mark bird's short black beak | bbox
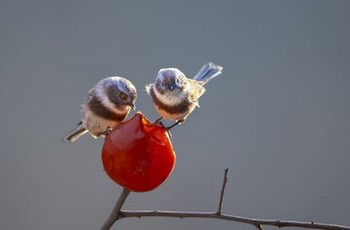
[169,84,178,91]
[129,101,136,110]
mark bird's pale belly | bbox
[155,104,194,121]
[82,109,121,138]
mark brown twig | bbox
[101,169,350,230]
[119,210,350,230]
[217,168,228,214]
[101,187,130,230]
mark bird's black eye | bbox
[175,78,180,85]
[161,81,165,87]
[119,92,127,100]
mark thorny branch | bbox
[101,168,350,230]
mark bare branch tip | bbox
[217,168,230,213]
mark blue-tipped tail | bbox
[192,62,223,84]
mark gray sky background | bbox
[1,0,350,229]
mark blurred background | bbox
[1,0,349,229]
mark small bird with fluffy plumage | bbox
[146,62,223,128]
[64,76,137,142]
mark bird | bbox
[145,62,223,128]
[64,76,137,142]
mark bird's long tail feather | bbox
[63,124,88,142]
[193,62,223,84]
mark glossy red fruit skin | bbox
[102,112,176,192]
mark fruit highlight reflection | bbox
[102,112,176,192]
